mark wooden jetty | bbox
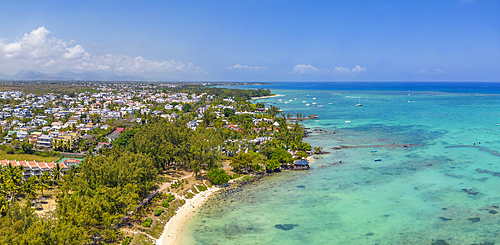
[333,143,420,150]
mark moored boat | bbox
[356,97,362,106]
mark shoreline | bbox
[249,94,283,100]
[157,186,220,245]
[306,155,314,165]
[160,156,314,244]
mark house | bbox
[174,104,183,111]
[95,142,110,151]
[4,131,17,141]
[52,132,80,150]
[106,127,125,141]
[250,136,273,145]
[16,131,28,141]
[186,120,199,130]
[82,123,96,131]
[68,116,79,124]
[37,135,53,148]
[49,131,61,138]
[0,159,69,180]
[62,158,81,168]
[165,104,173,110]
[28,133,41,144]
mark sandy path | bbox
[156,186,220,245]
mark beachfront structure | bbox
[0,159,79,179]
[293,160,310,170]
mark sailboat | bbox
[356,97,362,106]
[345,114,351,123]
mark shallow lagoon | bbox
[180,85,500,244]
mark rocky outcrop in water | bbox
[274,224,298,231]
[462,189,479,195]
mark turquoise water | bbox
[181,83,500,245]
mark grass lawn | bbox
[0,150,60,162]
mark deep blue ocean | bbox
[181,82,500,245]
[230,81,500,94]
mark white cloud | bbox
[294,64,366,75]
[435,69,444,74]
[228,64,267,70]
[333,67,350,74]
[0,26,202,74]
[417,69,427,75]
[352,65,367,73]
[293,64,321,74]
[63,45,88,60]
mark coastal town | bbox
[0,81,313,245]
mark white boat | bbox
[302,101,307,103]
[345,120,351,123]
[328,102,333,105]
[306,103,310,106]
[289,100,293,102]
[294,98,297,100]
[316,105,323,107]
[356,97,362,106]
[284,101,289,104]
[312,97,316,100]
[278,99,282,102]
[312,102,317,105]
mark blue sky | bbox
[0,0,498,81]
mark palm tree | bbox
[4,163,23,201]
[0,196,8,216]
[5,163,23,186]
[21,176,37,201]
[52,164,63,185]
[38,172,50,196]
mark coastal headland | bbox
[0,82,316,245]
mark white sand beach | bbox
[157,186,220,245]
[249,94,283,100]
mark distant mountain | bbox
[13,70,66,80]
[0,72,12,80]
[1,70,145,81]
